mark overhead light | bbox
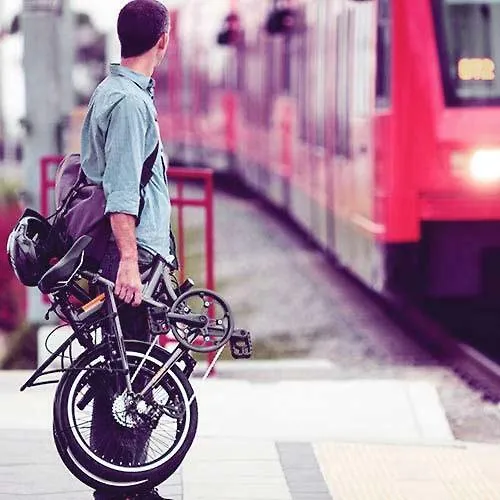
[216,12,243,46]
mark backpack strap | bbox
[136,142,178,269]
[140,142,160,188]
[137,141,160,221]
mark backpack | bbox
[52,143,178,270]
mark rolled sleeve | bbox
[103,95,147,216]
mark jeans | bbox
[100,242,155,341]
[90,242,155,498]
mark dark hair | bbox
[118,0,170,58]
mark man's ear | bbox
[158,32,169,50]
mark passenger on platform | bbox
[79,1,174,499]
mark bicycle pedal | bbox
[229,329,253,359]
[147,306,170,336]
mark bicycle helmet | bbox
[6,208,53,286]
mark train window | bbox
[434,0,500,105]
[283,36,292,92]
[289,7,309,143]
[236,44,246,92]
[264,38,278,125]
[305,4,318,145]
[376,0,391,107]
[247,36,266,127]
[334,10,353,157]
[314,0,327,147]
[353,3,376,117]
[324,0,338,153]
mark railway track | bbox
[386,294,500,403]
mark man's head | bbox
[118,0,170,65]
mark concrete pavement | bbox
[0,362,470,499]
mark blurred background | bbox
[6,4,500,492]
[3,0,500,379]
[0,0,195,362]
[0,0,253,366]
[0,0,189,171]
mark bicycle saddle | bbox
[38,235,92,294]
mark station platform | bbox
[1,364,499,499]
[2,183,499,498]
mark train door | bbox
[289,2,313,232]
[324,0,341,256]
[309,0,330,248]
[268,34,289,207]
[331,4,354,264]
[333,0,381,288]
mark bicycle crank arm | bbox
[167,313,209,328]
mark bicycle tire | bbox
[53,340,197,494]
[52,421,154,493]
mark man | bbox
[80,1,173,499]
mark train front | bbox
[383,0,500,305]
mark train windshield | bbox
[434,0,500,105]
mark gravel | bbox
[206,186,500,444]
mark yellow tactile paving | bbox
[314,442,500,500]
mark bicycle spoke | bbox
[130,339,157,384]
[147,435,174,457]
[146,438,165,458]
[154,425,178,441]
[57,345,195,474]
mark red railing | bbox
[40,156,217,368]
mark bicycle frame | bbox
[21,254,201,394]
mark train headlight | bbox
[470,150,500,182]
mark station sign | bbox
[24,0,61,13]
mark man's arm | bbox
[110,213,142,306]
[103,95,147,306]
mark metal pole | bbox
[0,3,5,160]
[57,0,74,153]
[22,0,73,322]
[23,0,59,210]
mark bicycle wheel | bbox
[53,340,197,494]
[53,421,154,493]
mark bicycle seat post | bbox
[106,284,133,393]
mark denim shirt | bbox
[80,64,172,262]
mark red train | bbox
[158,0,500,302]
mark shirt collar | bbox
[110,64,155,95]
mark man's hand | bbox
[115,258,143,307]
[109,213,142,306]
